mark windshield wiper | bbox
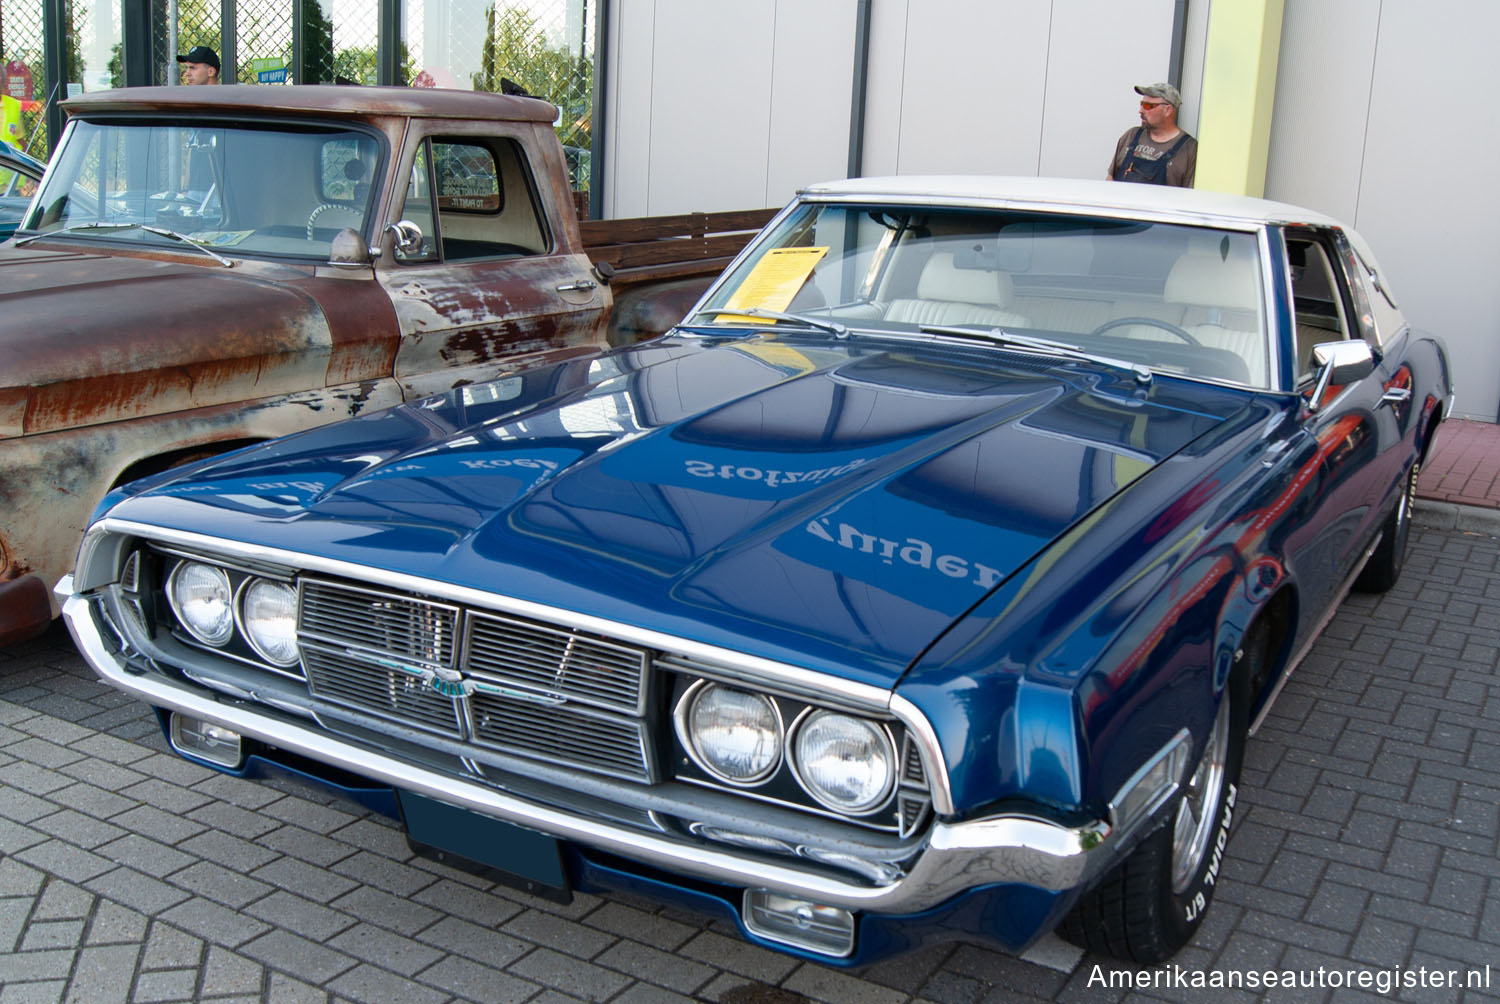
[920,324,1153,385]
[15,220,233,267]
[15,221,141,245]
[692,306,848,339]
[139,224,233,267]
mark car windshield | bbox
[697,203,1269,388]
[20,119,381,260]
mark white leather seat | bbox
[884,253,1029,329]
[1161,246,1267,384]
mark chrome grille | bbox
[300,580,458,667]
[902,734,927,787]
[469,688,651,781]
[296,578,654,782]
[467,612,647,715]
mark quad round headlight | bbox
[240,579,300,666]
[682,683,783,784]
[792,711,895,813]
[167,561,234,646]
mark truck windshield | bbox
[698,203,1270,388]
[21,119,381,260]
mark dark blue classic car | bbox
[0,140,43,240]
[60,177,1451,964]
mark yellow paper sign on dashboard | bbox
[716,246,829,324]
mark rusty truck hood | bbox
[0,243,392,437]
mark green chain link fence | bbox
[2,1,595,194]
[1,0,53,156]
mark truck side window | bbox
[395,142,438,263]
[426,137,548,261]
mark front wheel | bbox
[1060,655,1251,962]
[1354,459,1419,593]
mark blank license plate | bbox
[398,790,571,903]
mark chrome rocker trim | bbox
[60,573,1112,915]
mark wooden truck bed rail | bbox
[582,208,778,289]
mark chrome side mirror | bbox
[386,219,424,255]
[1307,340,1375,412]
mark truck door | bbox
[379,128,610,400]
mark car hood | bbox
[110,332,1254,690]
[0,244,333,434]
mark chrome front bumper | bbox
[60,575,1114,916]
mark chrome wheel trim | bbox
[1396,461,1419,543]
[1170,695,1231,894]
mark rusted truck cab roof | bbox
[62,83,560,124]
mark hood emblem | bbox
[363,652,475,699]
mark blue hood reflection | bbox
[120,333,1250,688]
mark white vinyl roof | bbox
[799,175,1345,230]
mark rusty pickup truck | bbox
[0,85,770,645]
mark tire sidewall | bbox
[1152,687,1247,951]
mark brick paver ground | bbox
[1419,419,1500,511]
[2,512,1498,1002]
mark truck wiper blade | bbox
[16,220,233,267]
[14,221,141,246]
[692,306,848,338]
[919,324,1153,385]
[139,224,234,267]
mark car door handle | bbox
[1380,387,1412,406]
[556,279,597,293]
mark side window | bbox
[395,142,438,263]
[428,136,548,262]
[1337,234,1406,346]
[1287,234,1353,383]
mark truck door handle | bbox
[556,279,597,293]
[1380,387,1411,406]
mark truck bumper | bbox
[0,574,54,647]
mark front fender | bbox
[896,394,1293,820]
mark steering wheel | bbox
[1091,316,1201,346]
[306,202,359,240]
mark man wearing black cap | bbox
[1108,83,1195,187]
[177,46,221,85]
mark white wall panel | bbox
[1265,0,1500,419]
[1263,0,1378,222]
[858,0,909,177]
[603,0,657,217]
[765,0,859,204]
[1356,0,1500,421]
[1038,0,1178,180]
[604,0,855,216]
[642,0,776,215]
[894,0,1052,175]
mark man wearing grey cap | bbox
[177,46,221,85]
[1108,83,1195,187]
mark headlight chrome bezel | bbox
[165,560,235,647]
[789,708,898,815]
[237,577,301,667]
[674,678,904,821]
[676,680,785,786]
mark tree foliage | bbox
[472,4,594,185]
